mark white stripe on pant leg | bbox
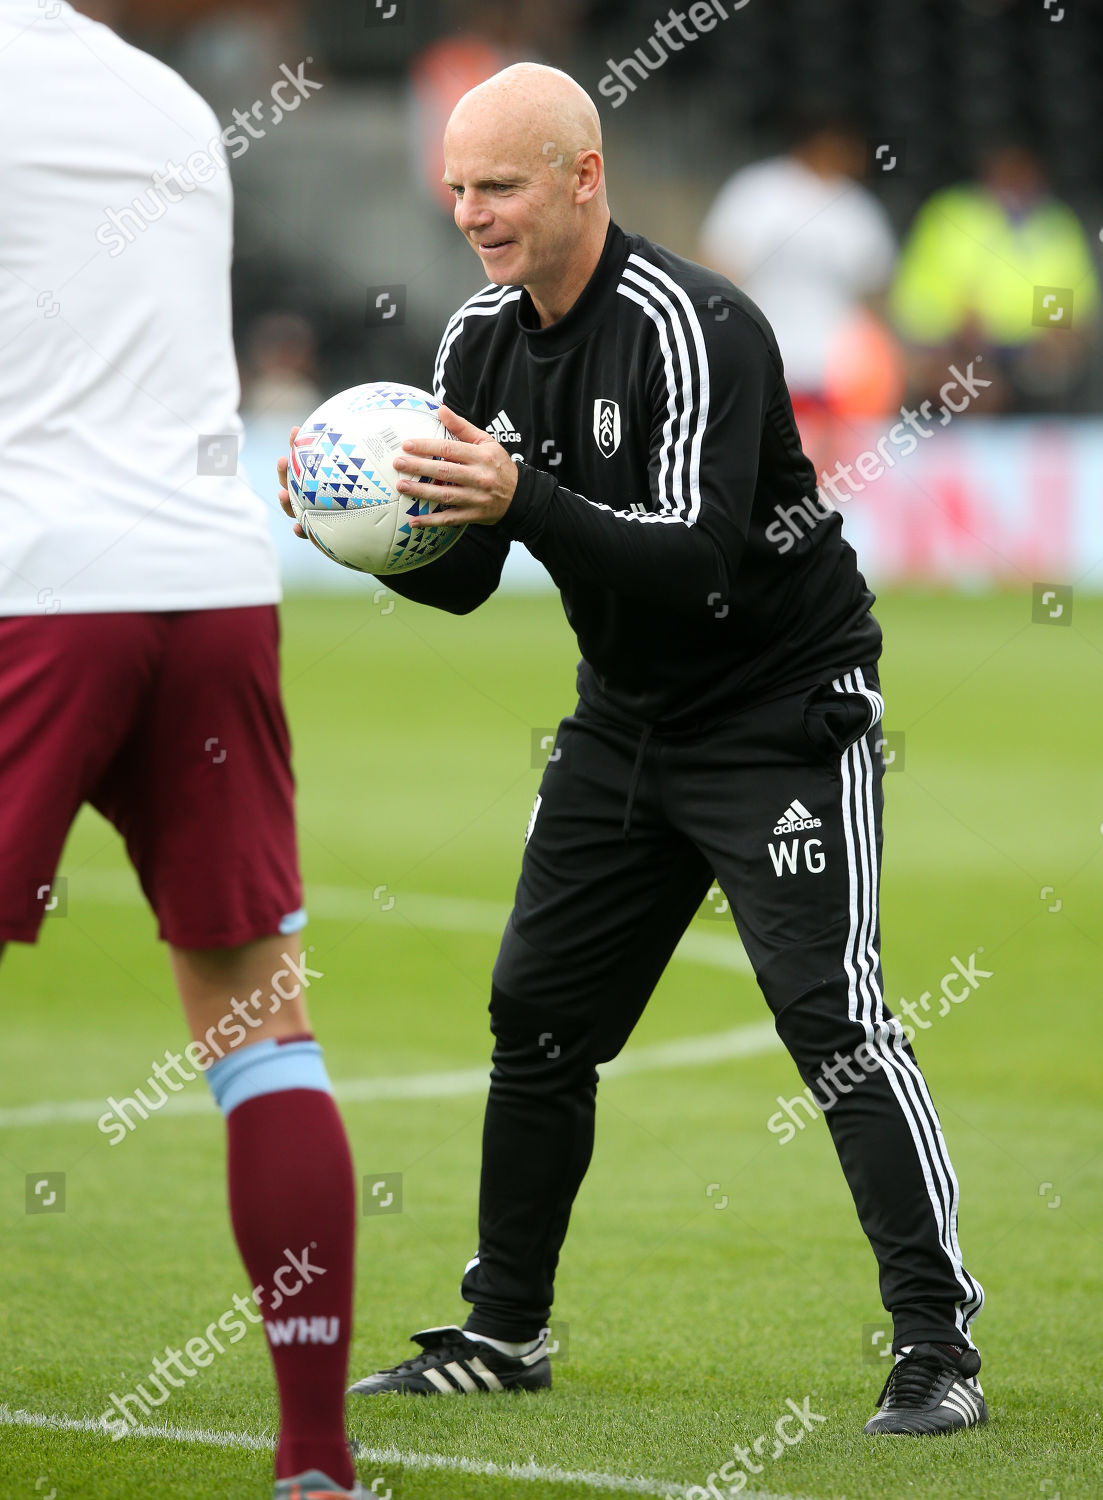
[840,673,886,1043]
[838,671,891,1049]
[844,672,882,1037]
[836,712,975,1337]
[844,722,978,1335]
[857,729,984,1334]
[883,1025,986,1331]
[881,1035,986,1334]
[852,665,885,735]
[835,698,957,1278]
[839,729,961,1320]
[835,683,865,1030]
[835,705,982,1338]
[848,711,985,1330]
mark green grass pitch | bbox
[2,588,1101,1499]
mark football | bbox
[286,382,466,575]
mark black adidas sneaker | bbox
[348,1325,552,1396]
[864,1342,988,1435]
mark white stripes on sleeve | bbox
[432,257,713,534]
[433,284,522,403]
[613,253,711,525]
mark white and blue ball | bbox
[286,382,465,575]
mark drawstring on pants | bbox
[622,723,653,838]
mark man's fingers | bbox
[277,441,307,538]
[399,436,473,463]
[437,405,484,444]
[409,507,469,529]
[277,426,299,491]
[276,484,309,539]
[394,476,464,504]
[394,458,470,488]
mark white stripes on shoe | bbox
[422,1357,504,1394]
[467,1357,505,1391]
[444,1362,479,1393]
[833,667,985,1341]
[940,1383,984,1425]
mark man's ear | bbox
[575,150,604,205]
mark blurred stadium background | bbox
[83,0,1103,593]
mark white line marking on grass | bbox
[0,1403,270,1452]
[68,868,752,973]
[0,872,773,1130]
[0,1023,781,1129]
[602,1020,779,1078]
[0,1405,811,1498]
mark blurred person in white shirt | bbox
[699,104,903,446]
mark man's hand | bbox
[275,406,518,534]
[394,406,519,527]
[275,426,306,539]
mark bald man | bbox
[280,64,986,1436]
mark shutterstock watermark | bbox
[768,951,993,1144]
[895,950,992,1043]
[766,360,993,555]
[97,951,322,1144]
[768,1041,886,1146]
[95,59,323,256]
[98,1245,330,1439]
[674,1395,826,1498]
[598,1,750,109]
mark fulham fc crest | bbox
[593,398,622,458]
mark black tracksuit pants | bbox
[460,665,984,1352]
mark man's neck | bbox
[527,216,611,329]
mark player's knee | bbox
[488,980,583,1047]
[754,929,856,1019]
[171,934,313,1048]
[772,977,880,1076]
[492,915,606,1011]
[488,983,597,1085]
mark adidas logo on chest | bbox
[488,409,523,445]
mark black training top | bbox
[385,219,881,728]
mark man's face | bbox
[444,125,574,288]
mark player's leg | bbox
[93,605,358,1491]
[0,612,158,948]
[171,934,357,1487]
[465,860,712,1344]
[350,706,713,1395]
[672,667,986,1434]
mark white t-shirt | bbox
[0,0,279,615]
[700,155,897,396]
